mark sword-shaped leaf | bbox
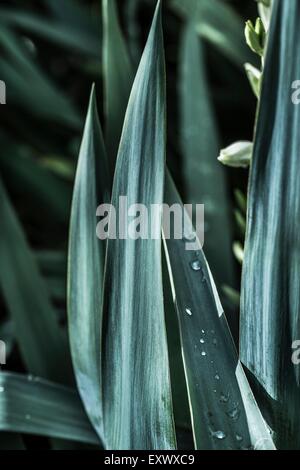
[163,173,275,450]
[102,2,176,450]
[179,22,235,305]
[68,87,109,444]
[102,0,134,169]
[0,372,99,445]
[240,0,300,449]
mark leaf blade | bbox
[240,0,300,448]
[68,86,109,443]
[102,2,176,450]
[163,173,275,450]
[0,372,99,445]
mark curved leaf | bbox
[163,173,275,450]
[68,87,109,444]
[171,0,252,67]
[0,372,99,445]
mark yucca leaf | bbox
[102,0,134,169]
[0,372,99,445]
[171,0,252,67]
[101,0,189,441]
[68,87,109,444]
[102,2,176,450]
[179,22,235,297]
[0,9,100,57]
[0,27,81,128]
[0,177,72,383]
[163,173,275,450]
[240,0,300,449]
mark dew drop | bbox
[200,338,205,344]
[27,375,34,382]
[201,329,205,334]
[220,393,230,403]
[0,386,4,393]
[236,434,243,442]
[201,351,207,357]
[215,374,220,380]
[227,405,240,421]
[190,260,201,271]
[212,430,226,440]
[185,308,193,316]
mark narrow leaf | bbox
[0,372,99,445]
[68,87,109,443]
[163,173,275,450]
[171,0,252,67]
[179,22,235,296]
[102,0,134,169]
[240,0,300,449]
[102,2,176,450]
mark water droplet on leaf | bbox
[220,393,230,403]
[212,430,226,440]
[190,260,201,271]
[227,405,240,421]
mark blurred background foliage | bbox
[0,0,258,447]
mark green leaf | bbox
[0,27,81,128]
[170,0,252,67]
[179,22,235,296]
[240,0,300,449]
[0,372,99,445]
[102,2,176,450]
[163,173,275,450]
[0,177,72,383]
[68,86,109,444]
[102,0,134,169]
[0,8,100,57]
